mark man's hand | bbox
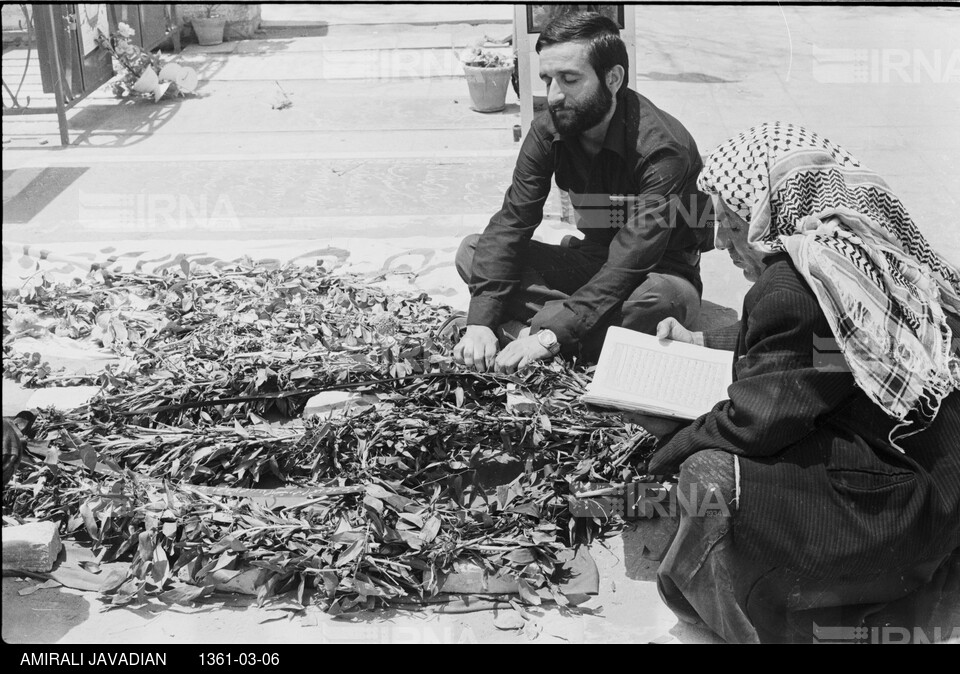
[494,328,551,374]
[453,325,500,372]
[656,318,704,346]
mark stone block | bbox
[3,521,63,573]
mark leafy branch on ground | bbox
[3,258,655,613]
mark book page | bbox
[582,327,733,420]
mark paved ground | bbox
[2,3,959,645]
[4,4,958,315]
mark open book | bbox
[581,327,734,420]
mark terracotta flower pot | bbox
[463,64,514,113]
[192,16,226,46]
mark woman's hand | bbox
[656,318,704,346]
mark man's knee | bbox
[455,233,481,283]
[621,274,701,335]
[678,450,736,517]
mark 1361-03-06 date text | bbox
[199,653,280,666]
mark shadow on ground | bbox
[2,166,89,223]
[2,580,91,644]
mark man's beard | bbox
[549,81,613,139]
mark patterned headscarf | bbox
[698,122,960,442]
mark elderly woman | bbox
[650,123,960,643]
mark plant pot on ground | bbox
[459,47,515,113]
[192,4,226,46]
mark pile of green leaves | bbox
[2,258,655,613]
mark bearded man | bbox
[453,11,713,373]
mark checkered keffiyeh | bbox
[698,122,960,441]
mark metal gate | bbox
[3,3,180,146]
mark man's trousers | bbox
[456,233,701,359]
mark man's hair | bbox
[535,11,629,96]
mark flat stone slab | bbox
[3,521,63,573]
[303,391,381,419]
[439,561,520,595]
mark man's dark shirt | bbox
[467,88,714,345]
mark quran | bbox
[581,327,734,420]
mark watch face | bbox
[538,330,557,348]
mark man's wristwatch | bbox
[536,329,561,355]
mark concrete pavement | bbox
[4,4,958,316]
[3,3,959,645]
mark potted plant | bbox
[192,4,226,46]
[96,23,198,101]
[459,46,515,113]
